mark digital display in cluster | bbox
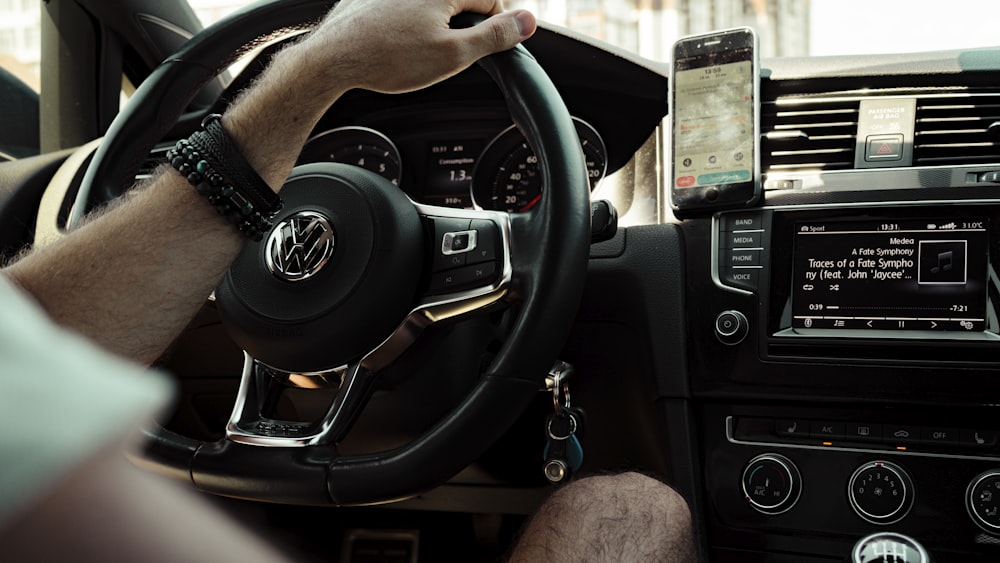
[791,218,989,332]
[424,140,483,208]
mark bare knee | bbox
[510,472,695,562]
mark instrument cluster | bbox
[297,118,607,212]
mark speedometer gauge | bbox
[298,126,402,186]
[471,118,606,213]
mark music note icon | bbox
[931,250,953,274]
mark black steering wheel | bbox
[80,0,590,505]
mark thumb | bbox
[461,9,536,57]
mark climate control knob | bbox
[741,453,801,515]
[848,460,914,525]
[966,470,1000,535]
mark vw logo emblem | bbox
[265,211,336,281]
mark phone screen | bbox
[670,28,759,216]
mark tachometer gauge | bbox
[298,126,402,186]
[471,118,606,213]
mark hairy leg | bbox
[509,472,696,562]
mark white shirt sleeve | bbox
[0,274,174,529]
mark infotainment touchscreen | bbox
[791,218,989,332]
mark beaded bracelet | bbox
[166,114,283,241]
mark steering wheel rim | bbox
[86,0,590,505]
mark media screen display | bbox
[791,218,989,332]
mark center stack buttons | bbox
[718,212,768,292]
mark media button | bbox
[722,231,763,249]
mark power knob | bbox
[715,310,748,345]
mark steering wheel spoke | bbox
[226,354,374,447]
[413,203,512,317]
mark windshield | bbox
[191,0,1000,59]
[2,0,998,92]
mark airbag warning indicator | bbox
[791,218,988,331]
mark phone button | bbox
[726,249,761,267]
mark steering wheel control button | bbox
[715,310,748,345]
[468,219,499,264]
[851,532,930,563]
[442,230,477,255]
[429,262,498,294]
[431,217,471,272]
[967,471,1000,534]
[741,453,802,515]
[848,460,914,525]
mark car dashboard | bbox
[684,49,1000,561]
[150,29,1000,562]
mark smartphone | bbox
[669,28,760,217]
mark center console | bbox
[685,197,1000,561]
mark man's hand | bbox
[225,0,536,190]
[307,0,536,95]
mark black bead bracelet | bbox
[166,114,283,241]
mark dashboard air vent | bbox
[761,98,859,173]
[913,93,1000,166]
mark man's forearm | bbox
[3,39,344,365]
